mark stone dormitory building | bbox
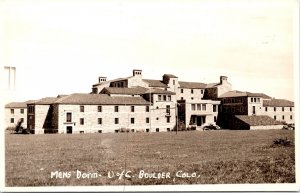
[5,69,295,134]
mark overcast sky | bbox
[0,0,298,101]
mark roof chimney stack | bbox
[133,69,142,77]
[98,77,107,83]
[220,76,228,84]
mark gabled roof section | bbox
[145,88,176,95]
[235,115,283,126]
[263,99,294,107]
[29,97,61,105]
[55,93,150,105]
[178,81,207,89]
[101,86,148,95]
[163,74,178,78]
[143,79,168,88]
[219,90,271,99]
[5,102,27,108]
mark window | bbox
[146,106,149,112]
[131,118,135,124]
[197,104,201,111]
[20,109,24,114]
[202,104,206,111]
[282,107,284,111]
[168,95,171,101]
[191,104,196,111]
[290,107,293,111]
[265,107,268,112]
[80,106,84,112]
[114,106,119,112]
[231,98,235,103]
[115,118,119,124]
[66,113,72,122]
[10,109,14,114]
[181,97,184,100]
[173,80,175,85]
[257,98,260,102]
[251,98,253,102]
[166,117,170,123]
[214,116,217,122]
[146,117,150,123]
[163,95,167,101]
[191,89,194,94]
[166,105,170,114]
[157,95,161,101]
[156,128,159,132]
[98,106,102,112]
[290,115,293,120]
[28,105,35,113]
[181,89,183,93]
[131,106,135,112]
[10,118,14,123]
[201,89,204,94]
[254,98,257,103]
[274,107,276,112]
[167,128,170,132]
[98,130,102,133]
[146,129,150,132]
[80,118,84,125]
[98,118,102,125]
[213,105,217,112]
[274,115,276,120]
[80,131,84,134]
[282,115,285,120]
[191,97,194,100]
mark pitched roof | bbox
[101,87,148,95]
[178,81,207,89]
[143,79,168,88]
[163,74,178,78]
[206,83,219,88]
[5,102,27,108]
[29,97,60,105]
[219,90,271,99]
[55,93,150,105]
[263,99,294,107]
[235,115,283,126]
[145,88,176,95]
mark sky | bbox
[0,0,298,102]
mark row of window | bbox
[180,89,204,94]
[191,104,207,111]
[10,109,24,114]
[80,105,150,113]
[274,115,293,120]
[157,95,172,101]
[250,97,261,103]
[77,117,171,125]
[266,107,293,112]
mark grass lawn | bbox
[5,130,295,186]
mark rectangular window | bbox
[274,115,276,120]
[115,118,119,124]
[282,115,285,120]
[274,107,276,112]
[282,107,284,111]
[98,118,102,125]
[114,106,119,112]
[80,118,84,125]
[20,109,24,114]
[214,116,217,122]
[290,107,292,111]
[28,105,35,113]
[191,89,194,94]
[146,106,149,112]
[167,95,171,101]
[257,98,260,102]
[290,115,293,120]
[197,104,201,111]
[213,105,217,112]
[173,80,175,85]
[265,107,268,112]
[98,106,102,112]
[80,106,84,112]
[10,109,14,114]
[231,98,235,103]
[66,113,72,122]
[166,117,170,123]
[202,104,206,111]
[191,97,194,100]
[251,98,253,102]
[156,128,159,132]
[201,89,204,94]
[181,89,183,93]
[191,104,196,111]
[158,95,162,101]
[254,98,257,102]
[131,118,135,124]
[131,106,135,112]
[146,117,150,123]
[166,105,170,114]
[163,95,166,101]
[10,118,14,123]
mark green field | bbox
[5,130,295,186]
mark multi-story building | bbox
[5,69,295,134]
[5,102,28,129]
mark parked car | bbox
[203,124,221,131]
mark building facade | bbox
[5,102,28,129]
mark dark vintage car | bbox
[203,124,221,131]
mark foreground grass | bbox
[5,130,295,186]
